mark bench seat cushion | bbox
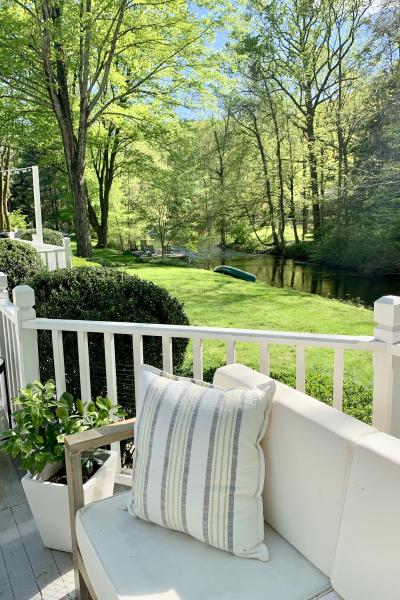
[76,492,331,600]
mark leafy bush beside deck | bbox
[29,267,189,414]
[0,239,46,289]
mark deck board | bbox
[0,546,14,600]
[0,453,26,508]
[0,454,77,600]
[0,453,128,600]
[0,507,41,600]
[13,503,72,600]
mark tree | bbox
[242,0,370,233]
[0,0,218,255]
[133,129,202,254]
[0,144,11,231]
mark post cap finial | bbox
[12,285,35,309]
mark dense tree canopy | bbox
[0,0,398,273]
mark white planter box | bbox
[22,450,118,552]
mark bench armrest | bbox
[64,418,135,600]
[65,418,136,454]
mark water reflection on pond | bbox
[195,253,400,308]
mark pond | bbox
[194,252,400,307]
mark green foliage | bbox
[19,228,64,247]
[273,241,314,260]
[311,227,400,274]
[184,365,371,424]
[9,209,28,231]
[29,267,189,413]
[0,380,125,476]
[85,248,374,423]
[0,239,46,290]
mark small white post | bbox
[13,285,40,386]
[32,165,44,244]
[0,273,9,362]
[373,295,400,436]
[63,237,72,268]
[0,272,8,301]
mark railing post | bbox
[64,237,72,268]
[13,285,40,386]
[373,296,400,436]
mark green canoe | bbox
[213,265,257,282]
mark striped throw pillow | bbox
[129,365,275,561]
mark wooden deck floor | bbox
[0,452,129,600]
[0,452,76,600]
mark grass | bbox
[250,224,313,248]
[73,246,374,421]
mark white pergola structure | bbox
[2,164,43,243]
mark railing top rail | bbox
[18,240,65,252]
[21,317,384,352]
[35,245,65,253]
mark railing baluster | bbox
[77,331,91,404]
[52,329,66,398]
[193,338,203,380]
[226,339,236,364]
[104,332,121,470]
[132,333,144,413]
[333,348,344,411]
[4,319,15,397]
[296,345,306,393]
[104,332,118,403]
[162,336,173,373]
[7,320,19,398]
[259,341,270,376]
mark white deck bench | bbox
[65,363,400,600]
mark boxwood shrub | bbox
[0,239,46,290]
[29,267,189,415]
[182,365,372,424]
[19,228,64,247]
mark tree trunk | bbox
[266,87,285,248]
[305,98,321,233]
[91,125,120,249]
[69,161,92,256]
[251,115,280,248]
[41,0,92,257]
[289,175,300,243]
[0,146,11,232]
[63,138,91,256]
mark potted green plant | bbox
[1,380,125,552]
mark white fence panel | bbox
[19,237,72,272]
[3,276,400,442]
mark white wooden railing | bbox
[1,273,400,469]
[19,237,72,271]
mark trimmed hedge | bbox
[182,365,372,425]
[29,267,190,415]
[19,228,64,247]
[0,239,46,290]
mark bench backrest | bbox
[331,431,400,599]
[214,364,376,578]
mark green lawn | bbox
[73,247,374,421]
[250,224,313,247]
